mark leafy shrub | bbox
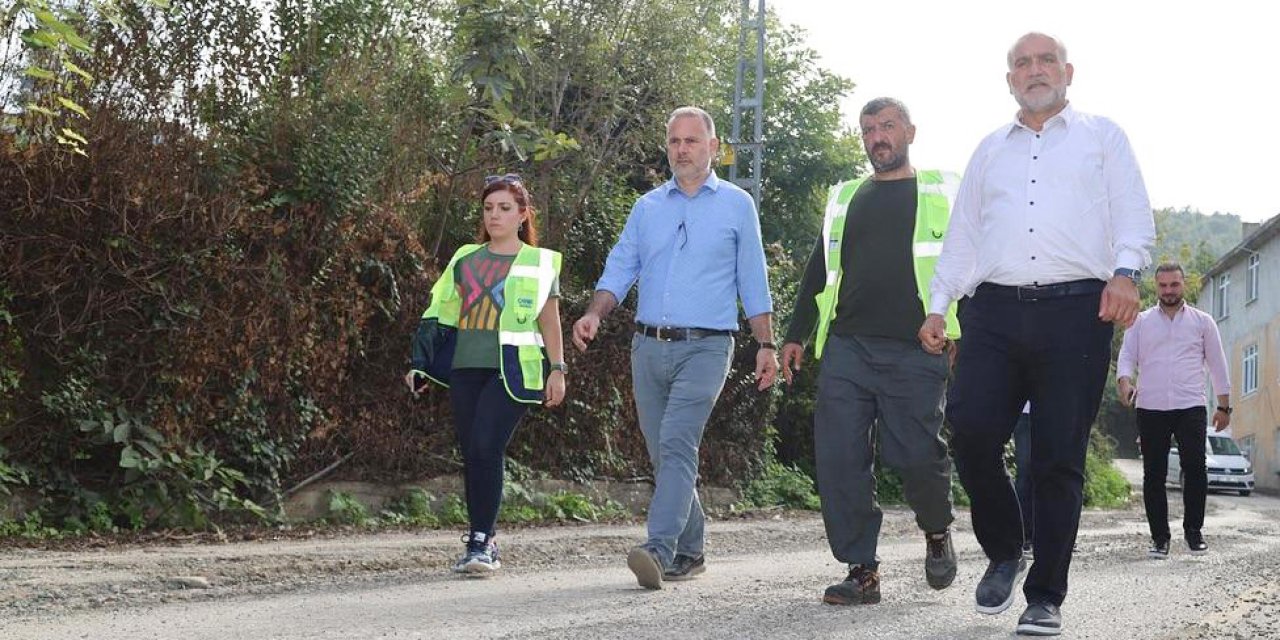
[1083,450,1131,508]
[326,490,374,526]
[738,461,821,511]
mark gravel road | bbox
[3,459,1278,639]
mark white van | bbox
[1167,432,1255,496]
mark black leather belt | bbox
[636,322,734,341]
[976,279,1106,302]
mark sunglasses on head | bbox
[484,173,523,186]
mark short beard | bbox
[1015,85,1066,113]
[1159,295,1184,308]
[869,148,908,174]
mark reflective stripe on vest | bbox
[812,170,963,359]
[497,245,562,402]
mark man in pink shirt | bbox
[1117,263,1231,559]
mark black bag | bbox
[410,317,458,385]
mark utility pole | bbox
[727,0,765,211]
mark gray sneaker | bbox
[452,533,500,576]
[1016,601,1062,636]
[975,556,1028,614]
[626,545,664,590]
[663,553,705,581]
[925,529,957,589]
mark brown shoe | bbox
[822,564,881,605]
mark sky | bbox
[775,0,1279,223]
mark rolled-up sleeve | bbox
[735,198,773,317]
[1104,124,1155,271]
[595,200,643,303]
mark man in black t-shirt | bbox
[781,98,959,606]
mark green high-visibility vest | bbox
[812,170,962,359]
[421,243,562,403]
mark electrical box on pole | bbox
[727,0,765,212]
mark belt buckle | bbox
[654,326,668,341]
[1016,284,1039,302]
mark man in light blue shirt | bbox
[573,106,777,589]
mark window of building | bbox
[1215,273,1230,319]
[1240,435,1255,460]
[1243,344,1259,395]
[1246,253,1260,303]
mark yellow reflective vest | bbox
[812,170,962,358]
[413,243,562,403]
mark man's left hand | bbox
[754,346,778,390]
[1099,275,1140,327]
[1212,408,1231,432]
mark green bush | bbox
[326,490,374,526]
[380,488,439,526]
[539,491,627,522]
[738,461,821,511]
[1083,449,1131,508]
[434,494,469,526]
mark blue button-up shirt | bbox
[595,172,772,330]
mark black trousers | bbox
[1137,407,1207,542]
[450,368,530,538]
[948,284,1113,607]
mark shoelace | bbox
[846,565,878,588]
[927,533,949,557]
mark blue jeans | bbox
[631,333,734,567]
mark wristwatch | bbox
[758,341,777,351]
[1113,267,1142,284]
[1216,405,1232,415]
[550,362,568,374]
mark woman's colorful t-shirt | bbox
[451,245,559,369]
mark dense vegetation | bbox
[1,0,861,529]
[3,1,1234,531]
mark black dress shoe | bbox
[975,556,1028,614]
[1186,532,1208,555]
[1016,601,1062,636]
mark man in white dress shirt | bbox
[918,32,1155,636]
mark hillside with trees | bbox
[1,0,862,529]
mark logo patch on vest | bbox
[515,296,535,323]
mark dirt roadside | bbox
[2,462,1279,639]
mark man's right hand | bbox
[1117,377,1136,407]
[571,313,600,352]
[918,314,948,355]
[780,342,805,385]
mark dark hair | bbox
[1155,262,1185,277]
[860,97,912,125]
[479,178,539,246]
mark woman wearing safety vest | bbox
[405,174,566,575]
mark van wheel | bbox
[1239,490,1251,497]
